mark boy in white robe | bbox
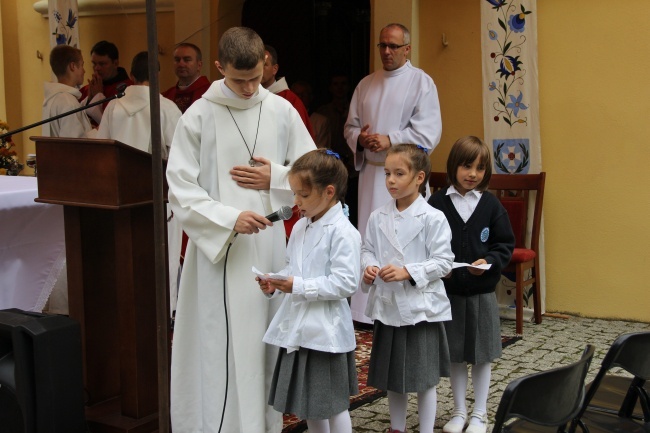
[42,44,97,138]
[166,27,316,433]
[97,51,181,159]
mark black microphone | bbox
[265,206,294,222]
[0,87,127,140]
[115,82,128,97]
[85,82,127,106]
[230,205,294,244]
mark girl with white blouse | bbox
[257,149,361,433]
[362,144,454,433]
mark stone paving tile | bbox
[327,315,649,432]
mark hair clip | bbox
[416,144,428,154]
[325,149,340,159]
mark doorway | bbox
[241,0,370,109]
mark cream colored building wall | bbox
[1,0,48,156]
[418,1,483,172]
[536,1,650,322]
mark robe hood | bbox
[43,82,81,106]
[201,79,270,109]
[115,85,151,116]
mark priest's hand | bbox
[234,211,272,234]
[371,134,391,152]
[231,156,271,190]
[357,124,374,151]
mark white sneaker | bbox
[442,410,467,433]
[465,412,488,433]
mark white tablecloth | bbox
[0,176,65,311]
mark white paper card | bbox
[452,262,492,270]
[252,266,288,280]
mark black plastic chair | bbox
[570,332,650,433]
[492,345,595,433]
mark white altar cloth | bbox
[0,176,65,311]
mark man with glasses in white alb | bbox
[344,23,443,325]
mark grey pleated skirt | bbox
[445,292,502,364]
[367,320,450,393]
[268,347,359,420]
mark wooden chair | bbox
[569,332,650,433]
[492,345,595,432]
[429,172,546,335]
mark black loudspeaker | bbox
[0,309,86,433]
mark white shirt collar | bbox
[446,184,482,199]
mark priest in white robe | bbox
[166,27,316,433]
[345,23,442,324]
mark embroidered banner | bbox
[49,0,80,48]
[481,0,545,320]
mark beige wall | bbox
[2,1,649,322]
[536,1,650,321]
[418,1,483,172]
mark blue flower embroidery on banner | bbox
[497,55,522,78]
[508,13,526,33]
[486,0,508,10]
[66,9,78,29]
[52,8,78,46]
[480,227,490,243]
[493,139,530,174]
[506,91,528,117]
[486,2,533,128]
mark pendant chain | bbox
[226,101,263,166]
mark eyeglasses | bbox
[377,43,409,51]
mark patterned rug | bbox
[281,328,522,432]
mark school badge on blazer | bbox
[480,227,490,242]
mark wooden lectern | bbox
[33,137,166,433]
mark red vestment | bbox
[162,76,211,113]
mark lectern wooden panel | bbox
[33,137,165,433]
